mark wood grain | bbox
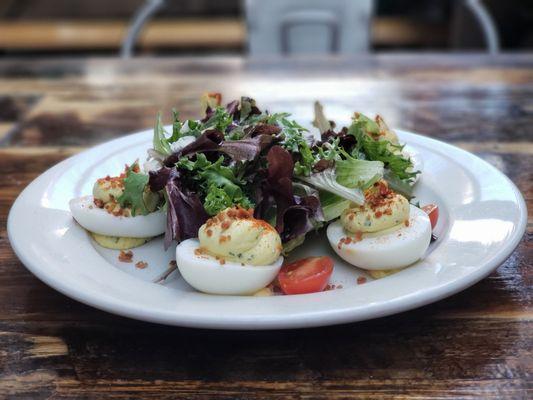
[0,56,531,399]
[0,17,446,51]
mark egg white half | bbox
[176,238,283,295]
[327,205,431,270]
[69,195,166,238]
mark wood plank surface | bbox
[0,18,446,51]
[0,55,531,399]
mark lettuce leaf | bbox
[349,114,418,181]
[298,168,365,205]
[177,154,254,215]
[117,163,150,216]
[164,169,208,248]
[203,185,233,215]
[153,112,172,156]
[254,146,324,247]
[383,169,414,199]
[335,156,384,190]
[319,191,350,221]
[169,108,182,143]
[312,101,332,133]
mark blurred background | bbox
[0,0,532,58]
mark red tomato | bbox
[422,204,439,230]
[278,256,334,295]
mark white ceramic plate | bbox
[8,129,527,329]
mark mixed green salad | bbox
[142,94,419,252]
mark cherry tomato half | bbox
[278,256,334,295]
[422,204,439,230]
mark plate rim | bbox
[7,129,528,330]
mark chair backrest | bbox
[245,0,374,56]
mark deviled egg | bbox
[176,207,283,295]
[327,180,431,271]
[69,163,165,249]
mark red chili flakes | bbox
[374,211,383,218]
[93,198,104,208]
[135,261,148,269]
[357,276,367,285]
[348,213,354,221]
[404,219,410,227]
[354,231,363,242]
[206,229,213,237]
[118,250,133,263]
[215,255,226,265]
[384,208,393,216]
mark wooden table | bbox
[0,55,531,399]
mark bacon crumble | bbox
[337,232,362,249]
[118,250,133,263]
[93,198,104,208]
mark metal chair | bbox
[463,0,500,54]
[120,0,500,58]
[245,0,373,55]
[121,0,165,58]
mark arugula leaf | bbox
[183,119,203,137]
[176,153,212,171]
[117,163,150,216]
[204,106,233,132]
[270,114,317,176]
[168,108,182,143]
[317,137,342,161]
[153,112,172,156]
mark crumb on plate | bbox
[118,250,133,263]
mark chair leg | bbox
[121,0,166,58]
[464,0,500,54]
